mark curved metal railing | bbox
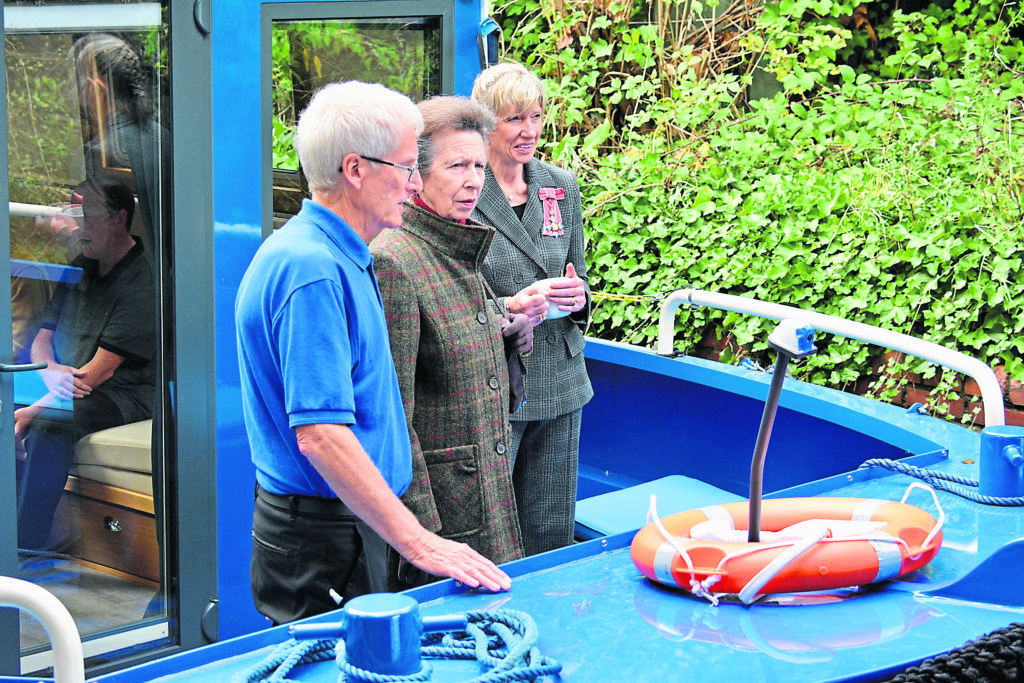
[0,576,84,682]
[657,288,1006,427]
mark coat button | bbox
[496,442,506,455]
[513,274,524,284]
[546,334,556,344]
[477,311,488,324]
[489,376,499,389]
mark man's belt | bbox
[255,484,353,516]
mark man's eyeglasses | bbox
[345,155,418,183]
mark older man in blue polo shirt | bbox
[235,82,511,624]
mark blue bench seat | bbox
[574,474,745,539]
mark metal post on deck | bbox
[748,320,817,543]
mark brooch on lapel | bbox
[539,187,565,237]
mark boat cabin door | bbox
[0,1,215,676]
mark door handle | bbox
[193,0,211,36]
[0,362,47,372]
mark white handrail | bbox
[0,577,85,683]
[8,201,61,218]
[657,289,1006,427]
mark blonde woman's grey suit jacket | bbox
[471,158,594,421]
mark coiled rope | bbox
[233,637,337,683]
[858,459,1024,506]
[232,609,561,683]
[885,622,1024,682]
[859,459,980,491]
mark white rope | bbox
[647,495,721,605]
[736,526,829,604]
[899,482,945,558]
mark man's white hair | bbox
[295,81,424,193]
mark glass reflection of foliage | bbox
[271,19,440,172]
[5,26,168,263]
[6,33,82,263]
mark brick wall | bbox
[691,334,1024,428]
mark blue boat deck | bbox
[87,338,1024,682]
[102,480,1024,682]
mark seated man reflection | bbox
[15,174,156,550]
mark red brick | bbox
[965,401,987,426]
[921,371,963,392]
[995,365,1009,391]
[871,350,904,375]
[699,330,734,352]
[966,365,1010,398]
[931,395,964,420]
[905,386,931,408]
[1005,407,1024,427]
[1009,379,1024,407]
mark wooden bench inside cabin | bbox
[55,419,158,586]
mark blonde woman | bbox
[471,63,593,555]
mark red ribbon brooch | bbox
[539,187,565,237]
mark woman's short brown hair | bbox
[416,96,495,177]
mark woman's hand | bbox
[500,313,534,355]
[546,263,586,313]
[507,285,549,326]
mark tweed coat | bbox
[371,203,525,573]
[471,158,594,421]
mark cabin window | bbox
[3,1,178,674]
[269,16,442,227]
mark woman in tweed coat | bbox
[470,63,594,556]
[372,96,532,590]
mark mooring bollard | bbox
[289,593,467,675]
[979,425,1024,499]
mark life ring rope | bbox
[737,525,829,604]
[643,483,944,606]
[646,496,722,604]
[900,482,945,554]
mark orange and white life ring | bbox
[630,483,943,605]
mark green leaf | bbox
[580,119,613,156]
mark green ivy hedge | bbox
[495,0,1024,411]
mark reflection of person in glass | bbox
[74,33,167,249]
[15,175,156,549]
[372,96,531,590]
[71,33,167,590]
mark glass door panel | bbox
[4,1,173,673]
[271,17,441,226]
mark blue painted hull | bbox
[87,339,1024,682]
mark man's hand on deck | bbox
[402,531,512,592]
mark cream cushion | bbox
[72,419,153,495]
